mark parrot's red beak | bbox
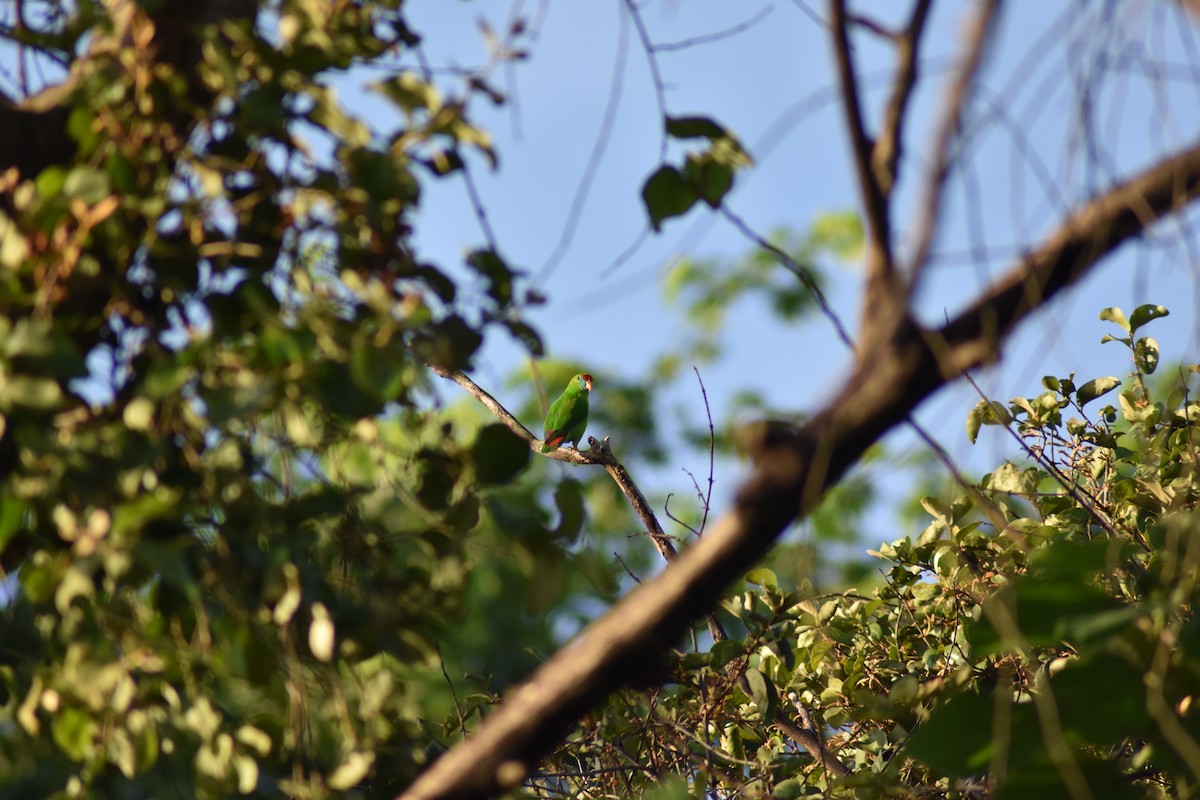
[582,373,593,391]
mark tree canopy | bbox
[2,2,1200,800]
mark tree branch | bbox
[829,0,896,332]
[429,365,848,774]
[905,0,1002,298]
[871,0,934,197]
[400,136,1200,800]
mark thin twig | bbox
[613,551,643,584]
[652,5,775,53]
[906,0,1002,298]
[621,0,669,160]
[847,13,897,42]
[664,493,700,537]
[693,366,715,536]
[459,153,500,253]
[437,644,469,737]
[533,6,630,287]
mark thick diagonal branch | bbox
[400,138,1200,800]
[429,365,847,774]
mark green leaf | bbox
[52,707,95,762]
[35,165,69,198]
[970,577,1125,655]
[745,568,778,591]
[773,778,804,800]
[416,314,483,370]
[744,668,776,719]
[1128,303,1168,333]
[308,85,370,147]
[466,248,517,309]
[504,320,544,357]
[371,72,442,114]
[966,399,1012,443]
[710,639,742,669]
[641,166,698,231]
[641,775,689,800]
[1098,306,1130,333]
[906,691,995,774]
[2,375,64,409]
[471,424,531,486]
[1052,653,1150,744]
[0,495,23,556]
[1134,336,1159,374]
[551,479,585,541]
[350,332,411,402]
[665,115,728,140]
[1075,376,1121,406]
[810,211,864,262]
[1026,539,1127,580]
[63,166,111,204]
[683,152,734,208]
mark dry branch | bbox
[872,0,934,196]
[400,136,1200,800]
[829,0,895,319]
[905,0,1003,298]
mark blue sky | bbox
[1,0,1196,584]
[337,1,1200,544]
[7,0,1185,557]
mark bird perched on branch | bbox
[541,373,592,453]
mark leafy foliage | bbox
[2,2,1198,799]
[526,306,1200,799]
[0,3,625,797]
[642,116,752,231]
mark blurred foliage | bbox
[0,1,622,796]
[2,2,1197,800]
[642,116,753,232]
[657,216,860,380]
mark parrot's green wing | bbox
[541,374,592,453]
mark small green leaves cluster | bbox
[898,304,1200,797]
[642,116,753,231]
[530,307,1200,799]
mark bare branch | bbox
[906,0,1003,297]
[872,0,934,196]
[622,0,669,160]
[651,5,775,53]
[828,0,897,339]
[692,366,715,537]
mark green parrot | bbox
[540,373,593,453]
